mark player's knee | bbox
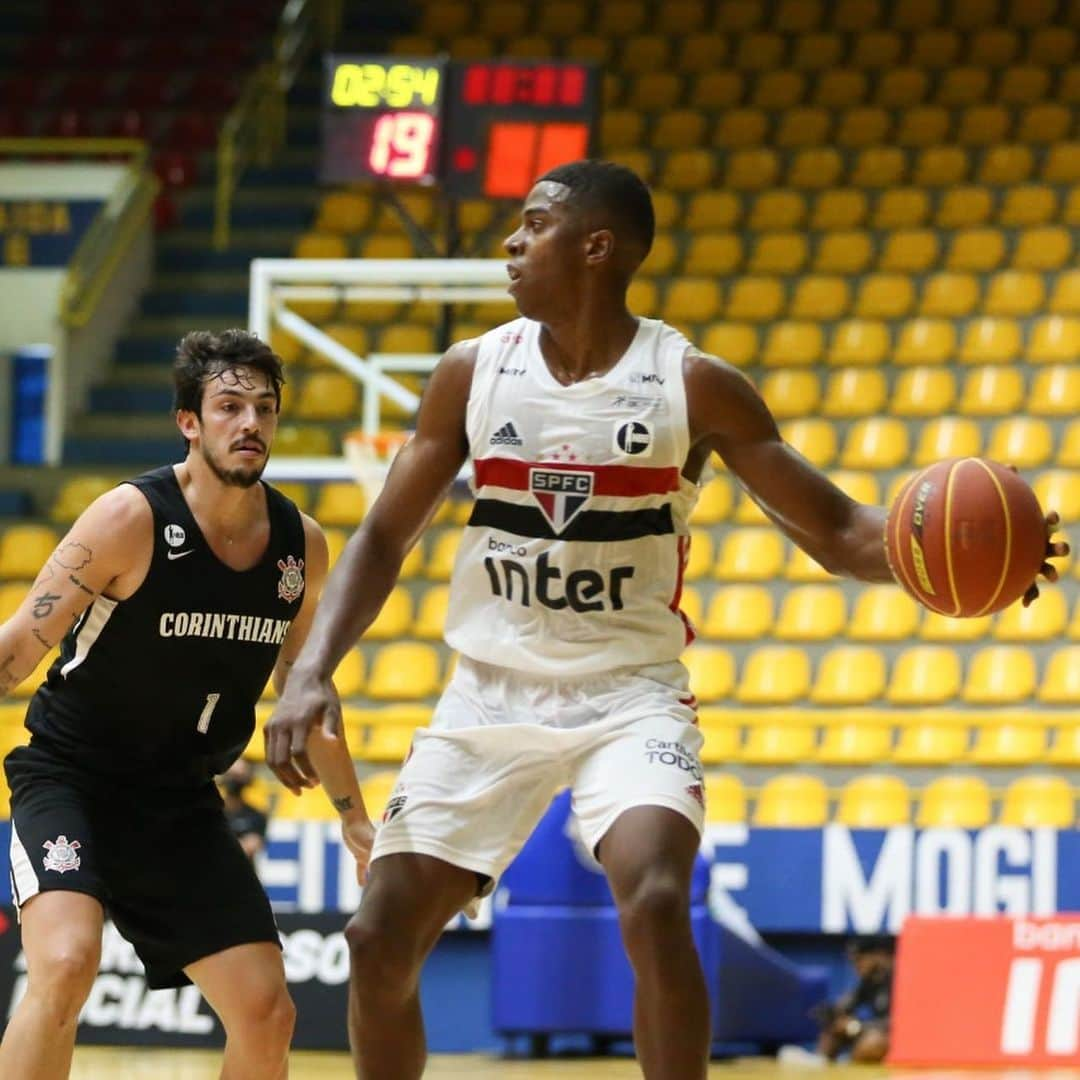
[618,874,691,947]
[230,980,295,1049]
[345,913,416,996]
[30,939,100,1020]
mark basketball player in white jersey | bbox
[266,161,1065,1079]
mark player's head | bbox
[173,329,284,488]
[503,159,654,319]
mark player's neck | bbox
[173,459,266,543]
[538,304,638,385]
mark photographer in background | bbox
[816,935,894,1064]
[220,757,269,861]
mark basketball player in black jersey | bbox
[267,162,1067,1080]
[0,330,372,1079]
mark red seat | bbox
[0,75,49,109]
[0,110,29,138]
[54,72,111,110]
[185,73,242,111]
[154,191,179,230]
[41,109,89,138]
[154,150,198,190]
[15,35,65,69]
[167,111,217,151]
[106,108,153,140]
[124,72,175,108]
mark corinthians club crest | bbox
[277,555,305,602]
[43,835,81,874]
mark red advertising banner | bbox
[891,915,1080,1066]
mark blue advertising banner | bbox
[0,199,102,266]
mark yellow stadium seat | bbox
[367,643,440,700]
[969,27,1020,66]
[752,70,807,110]
[935,185,992,228]
[332,649,365,698]
[887,646,962,705]
[913,416,981,465]
[640,233,679,276]
[822,368,887,418]
[689,477,733,524]
[725,148,781,191]
[360,724,418,765]
[1047,722,1080,766]
[1049,271,1080,316]
[810,189,868,230]
[998,66,1051,106]
[814,231,873,274]
[702,585,774,640]
[680,586,703,630]
[791,32,844,70]
[815,69,870,107]
[269,482,311,515]
[835,774,911,825]
[364,586,413,640]
[414,585,449,640]
[958,365,1024,416]
[977,145,1034,186]
[816,719,893,766]
[293,232,348,259]
[1059,420,1080,467]
[425,530,461,582]
[760,369,820,419]
[379,325,436,354]
[747,233,808,275]
[682,646,736,702]
[625,73,682,111]
[747,191,806,232]
[780,418,837,467]
[994,590,1066,642]
[852,28,903,68]
[884,471,918,507]
[683,233,743,276]
[295,372,360,421]
[1032,470,1080,521]
[913,146,969,188]
[834,106,890,148]
[685,191,741,231]
[790,276,850,321]
[896,105,950,147]
[653,110,709,152]
[620,34,671,74]
[970,721,1047,765]
[502,36,554,58]
[316,191,372,233]
[274,425,333,456]
[919,273,979,318]
[734,31,784,71]
[1018,104,1071,145]
[959,320,1022,366]
[601,109,644,150]
[775,585,846,642]
[314,482,365,527]
[0,583,28,622]
[714,528,786,581]
[0,525,59,580]
[704,774,747,824]
[962,645,1037,704]
[986,417,1053,468]
[920,610,991,642]
[840,417,909,469]
[11,649,56,699]
[741,721,817,765]
[535,0,586,34]
[957,105,1011,146]
[725,278,783,323]
[761,322,823,367]
[788,148,843,190]
[359,235,414,259]
[878,230,938,273]
[660,150,716,192]
[947,228,1006,273]
[656,0,707,33]
[662,279,722,324]
[1027,25,1076,64]
[774,107,831,149]
[689,69,744,109]
[827,469,879,504]
[827,320,888,367]
[1014,227,1073,272]
[754,774,829,827]
[784,546,832,582]
[1038,646,1080,704]
[890,366,956,416]
[678,530,712,581]
[1000,776,1075,828]
[713,108,769,149]
[937,66,991,106]
[811,646,887,705]
[999,185,1057,227]
[49,475,116,523]
[1028,367,1080,415]
[917,775,992,827]
[875,66,928,108]
[626,278,659,315]
[892,721,970,765]
[358,771,399,820]
[848,586,920,641]
[736,646,811,704]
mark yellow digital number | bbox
[416,66,440,106]
[331,63,386,107]
[330,63,360,106]
[359,64,387,107]
[332,61,440,108]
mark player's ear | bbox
[176,408,200,441]
[584,228,615,265]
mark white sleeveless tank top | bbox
[443,315,700,676]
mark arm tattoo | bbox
[332,795,354,813]
[68,573,94,597]
[0,654,17,693]
[54,542,92,571]
[32,562,55,587]
[31,628,54,649]
[32,592,61,619]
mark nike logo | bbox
[167,550,194,561]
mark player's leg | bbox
[345,852,478,1080]
[0,891,104,1079]
[598,805,710,1080]
[185,942,295,1080]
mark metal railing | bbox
[214,0,342,250]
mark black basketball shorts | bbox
[4,745,280,989]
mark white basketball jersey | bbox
[444,316,700,676]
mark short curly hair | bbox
[173,329,284,417]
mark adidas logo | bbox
[489,421,523,447]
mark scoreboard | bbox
[320,55,600,199]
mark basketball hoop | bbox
[344,429,411,508]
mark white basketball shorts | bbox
[370,655,706,900]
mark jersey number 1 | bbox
[197,693,221,734]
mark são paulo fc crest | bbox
[43,835,81,874]
[277,555,305,602]
[529,467,593,534]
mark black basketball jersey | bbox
[26,465,306,790]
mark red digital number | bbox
[368,112,435,179]
[483,121,590,198]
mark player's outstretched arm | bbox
[265,342,475,790]
[684,350,894,583]
[0,486,149,697]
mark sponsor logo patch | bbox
[277,555,305,602]
[383,793,408,823]
[43,835,81,874]
[614,419,654,457]
[529,467,593,533]
[164,524,186,548]
[489,421,524,447]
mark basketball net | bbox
[343,429,412,509]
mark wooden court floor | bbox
[67,1047,1080,1079]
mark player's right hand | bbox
[265,674,341,794]
[342,816,376,884]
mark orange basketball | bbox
[885,458,1047,617]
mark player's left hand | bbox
[1023,510,1069,607]
[342,816,376,884]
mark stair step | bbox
[115,337,178,366]
[71,415,178,440]
[155,271,250,292]
[63,438,176,467]
[89,385,174,413]
[141,290,249,316]
[181,202,313,229]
